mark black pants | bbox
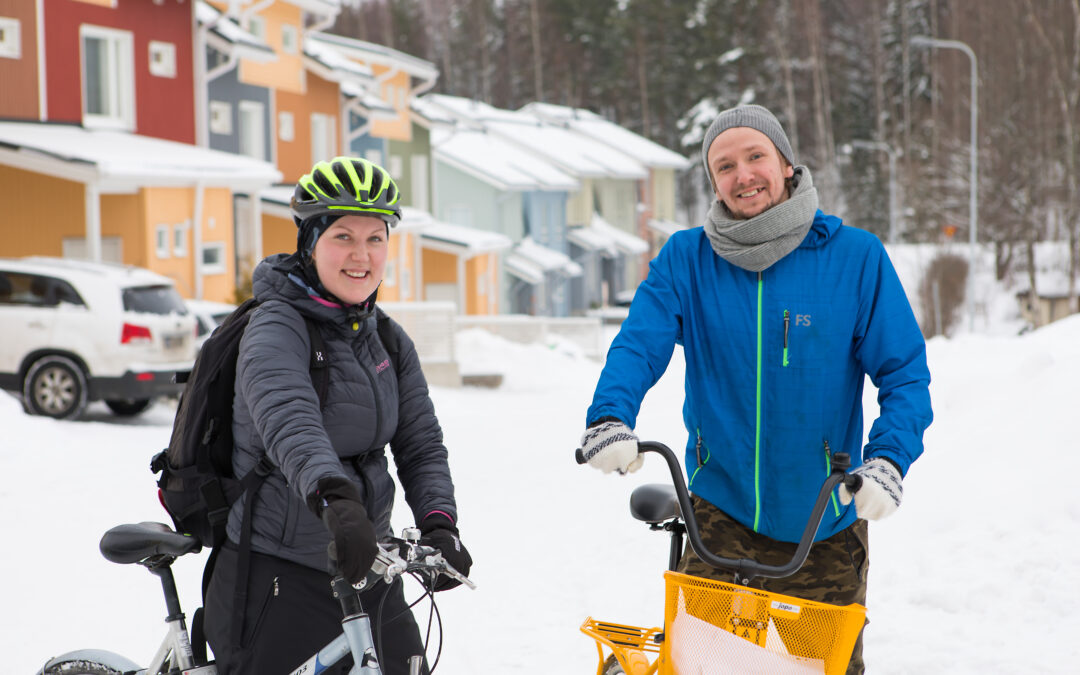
[204,544,430,675]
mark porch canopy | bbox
[505,237,583,285]
[0,121,281,262]
[646,218,691,239]
[567,212,649,257]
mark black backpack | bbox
[151,298,400,550]
[149,298,400,659]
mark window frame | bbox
[0,17,21,59]
[155,224,171,259]
[80,24,135,131]
[200,242,227,275]
[148,40,176,78]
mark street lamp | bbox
[842,140,901,244]
[911,35,978,333]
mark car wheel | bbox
[23,355,89,420]
[105,398,152,416]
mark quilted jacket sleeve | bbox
[386,320,458,526]
[236,302,345,502]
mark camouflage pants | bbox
[676,495,869,674]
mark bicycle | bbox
[37,522,475,675]
[576,441,867,675]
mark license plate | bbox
[163,333,186,349]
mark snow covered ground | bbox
[5,296,1080,673]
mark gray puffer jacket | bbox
[225,254,457,571]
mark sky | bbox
[5,249,1080,674]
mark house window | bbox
[311,113,337,165]
[155,225,170,259]
[148,40,176,78]
[201,242,227,275]
[280,24,298,54]
[80,25,135,130]
[278,111,294,141]
[238,100,265,160]
[209,101,232,135]
[245,15,266,41]
[172,221,188,257]
[384,259,397,287]
[365,148,382,166]
[0,17,20,59]
[389,155,403,178]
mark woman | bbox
[204,157,471,675]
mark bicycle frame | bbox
[40,524,470,675]
[577,441,859,675]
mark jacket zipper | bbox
[823,440,841,517]
[753,272,763,532]
[689,428,710,488]
[350,312,382,445]
[782,310,790,367]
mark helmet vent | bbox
[313,170,338,198]
[333,161,358,197]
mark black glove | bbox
[308,476,379,585]
[419,513,472,591]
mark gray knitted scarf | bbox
[703,165,819,272]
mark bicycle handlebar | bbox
[328,537,477,591]
[577,441,862,585]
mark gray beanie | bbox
[701,104,794,192]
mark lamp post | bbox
[844,140,900,244]
[912,35,978,332]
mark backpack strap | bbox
[230,455,276,650]
[304,316,330,408]
[375,309,401,376]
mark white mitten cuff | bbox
[838,457,903,520]
[580,421,642,474]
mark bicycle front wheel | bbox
[42,661,126,675]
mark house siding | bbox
[206,60,273,162]
[387,120,431,210]
[0,165,84,258]
[43,0,195,142]
[0,2,41,120]
[276,69,338,182]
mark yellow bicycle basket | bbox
[659,571,866,675]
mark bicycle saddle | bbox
[629,484,681,523]
[99,522,200,564]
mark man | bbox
[579,104,932,673]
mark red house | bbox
[1,0,197,143]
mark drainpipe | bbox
[193,181,205,299]
[84,182,102,262]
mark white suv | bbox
[0,257,196,419]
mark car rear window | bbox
[0,272,86,307]
[122,285,188,315]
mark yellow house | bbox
[0,121,280,302]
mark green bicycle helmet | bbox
[291,156,402,228]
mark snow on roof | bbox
[304,35,375,82]
[340,80,396,115]
[420,221,512,254]
[567,212,649,256]
[432,127,578,192]
[647,218,692,238]
[522,102,690,170]
[511,237,583,277]
[196,1,276,61]
[424,94,647,180]
[504,255,544,284]
[0,122,281,190]
[411,97,459,126]
[307,32,438,82]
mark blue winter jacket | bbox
[587,210,932,543]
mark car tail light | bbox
[121,322,153,344]
[135,372,154,382]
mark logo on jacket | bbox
[375,358,391,373]
[795,314,812,327]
